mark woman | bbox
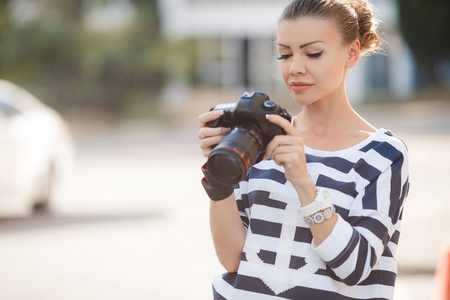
[198,0,410,299]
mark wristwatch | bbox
[299,188,335,226]
[303,206,336,226]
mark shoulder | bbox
[359,129,409,168]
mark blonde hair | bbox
[279,0,382,55]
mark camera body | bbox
[206,92,291,185]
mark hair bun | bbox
[347,0,382,54]
[279,0,383,56]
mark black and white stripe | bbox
[213,128,410,300]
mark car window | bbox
[0,100,21,117]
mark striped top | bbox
[212,128,410,300]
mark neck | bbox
[296,89,357,136]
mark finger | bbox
[199,126,231,157]
[264,135,282,160]
[198,127,230,140]
[200,135,224,150]
[273,153,298,168]
[270,135,303,147]
[265,114,300,136]
[272,146,304,164]
[264,135,303,160]
[272,145,302,156]
[200,128,232,157]
[198,110,223,127]
[272,151,309,180]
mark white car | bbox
[0,80,75,217]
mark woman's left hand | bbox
[264,114,311,187]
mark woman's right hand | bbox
[198,110,231,157]
[199,110,245,273]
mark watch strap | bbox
[299,189,332,217]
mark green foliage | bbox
[0,0,197,119]
[396,0,450,86]
[0,20,81,82]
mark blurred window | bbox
[0,100,21,117]
[189,0,277,3]
[366,54,389,93]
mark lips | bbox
[290,81,313,92]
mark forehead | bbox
[277,17,341,46]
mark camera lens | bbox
[208,126,264,185]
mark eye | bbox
[307,50,324,58]
[277,54,292,60]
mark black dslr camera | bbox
[206,92,291,185]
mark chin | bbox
[290,92,317,106]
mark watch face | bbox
[323,208,333,219]
[304,216,314,226]
[314,213,324,223]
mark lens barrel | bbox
[208,126,264,186]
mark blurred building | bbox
[9,0,136,32]
[158,0,416,103]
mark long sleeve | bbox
[312,136,410,285]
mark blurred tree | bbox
[0,1,82,101]
[0,0,197,119]
[77,0,167,115]
[397,0,450,88]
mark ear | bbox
[345,40,360,69]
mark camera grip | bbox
[201,162,235,201]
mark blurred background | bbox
[0,0,449,299]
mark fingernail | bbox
[223,127,231,134]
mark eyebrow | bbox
[277,40,324,49]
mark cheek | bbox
[279,61,288,74]
[318,57,346,85]
[279,61,290,82]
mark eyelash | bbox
[276,54,291,60]
[277,50,324,60]
[308,50,324,58]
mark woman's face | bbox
[277,17,356,106]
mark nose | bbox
[289,55,306,75]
